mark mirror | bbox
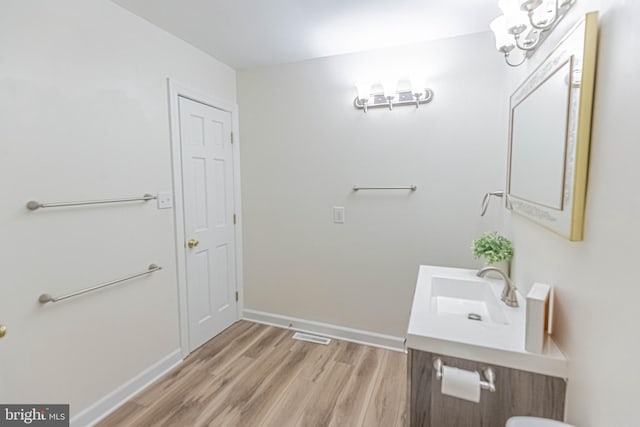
[506,12,598,241]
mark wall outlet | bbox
[157,192,173,209]
[333,206,345,224]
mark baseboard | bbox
[71,349,183,427]
[243,309,405,352]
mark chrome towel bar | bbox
[26,194,157,211]
[38,264,162,304]
[433,357,496,392]
[353,185,417,191]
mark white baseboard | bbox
[71,349,183,427]
[243,309,406,352]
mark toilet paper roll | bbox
[441,366,481,403]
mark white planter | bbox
[483,260,510,279]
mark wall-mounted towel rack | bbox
[480,190,512,216]
[26,194,157,211]
[353,185,417,191]
[38,264,162,304]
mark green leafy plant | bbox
[471,232,514,264]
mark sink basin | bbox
[407,265,569,379]
[429,276,509,325]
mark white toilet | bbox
[507,417,575,427]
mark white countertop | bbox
[406,265,568,378]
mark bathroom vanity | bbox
[406,266,568,427]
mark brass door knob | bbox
[0,325,6,338]
[187,239,200,249]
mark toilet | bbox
[506,417,575,427]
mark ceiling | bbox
[111,0,500,69]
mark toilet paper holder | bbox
[433,358,496,392]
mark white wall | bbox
[504,1,640,425]
[238,33,508,337]
[0,0,235,421]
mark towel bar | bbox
[27,194,157,211]
[353,185,417,191]
[38,264,162,304]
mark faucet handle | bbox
[502,285,519,308]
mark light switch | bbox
[157,192,173,209]
[333,206,345,224]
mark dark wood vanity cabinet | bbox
[408,349,567,427]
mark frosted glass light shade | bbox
[518,0,543,11]
[410,77,426,95]
[532,0,557,25]
[499,0,529,34]
[506,11,529,34]
[490,16,515,52]
[355,82,371,101]
[396,78,412,93]
[382,80,397,99]
[498,0,519,14]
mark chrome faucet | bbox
[476,267,519,308]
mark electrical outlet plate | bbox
[333,206,345,224]
[157,192,173,209]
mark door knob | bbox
[187,239,200,249]
[0,325,6,338]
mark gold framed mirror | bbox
[506,12,598,241]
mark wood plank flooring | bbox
[98,321,407,427]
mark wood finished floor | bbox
[98,321,407,427]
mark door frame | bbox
[167,78,244,358]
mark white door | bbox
[178,96,237,352]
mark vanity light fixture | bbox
[490,0,576,67]
[354,79,434,112]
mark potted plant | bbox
[471,231,514,278]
